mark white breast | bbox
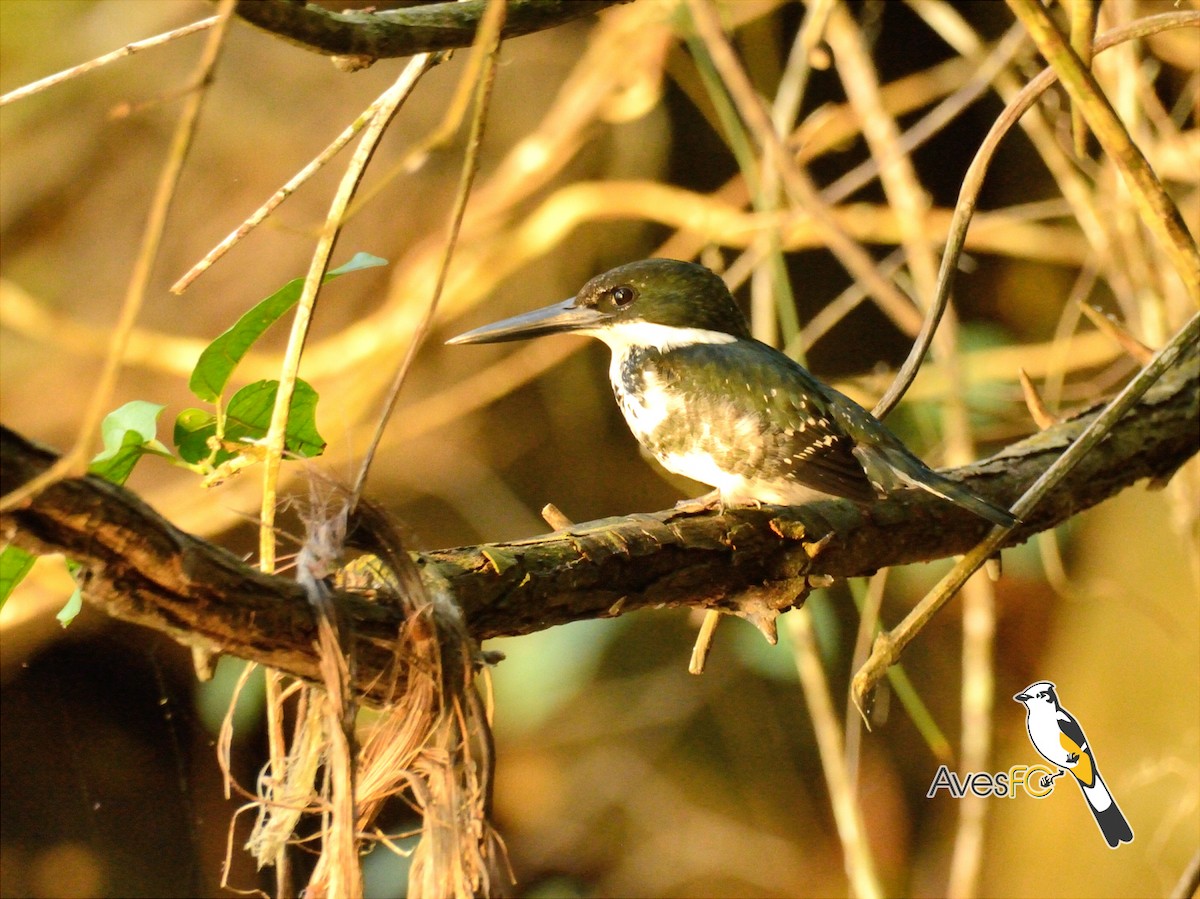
[611,365,683,445]
[598,323,736,445]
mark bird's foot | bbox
[674,490,724,514]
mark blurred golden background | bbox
[1,1,1197,897]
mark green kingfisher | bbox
[447,258,1016,527]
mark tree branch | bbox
[233,0,624,62]
[2,339,1196,702]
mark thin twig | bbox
[870,10,1200,420]
[827,1,940,304]
[1066,0,1097,158]
[728,15,1026,304]
[894,0,1134,308]
[250,60,438,892]
[789,250,906,354]
[683,0,925,337]
[1007,0,1199,300]
[172,100,377,294]
[823,21,1029,206]
[256,53,439,573]
[346,4,501,213]
[947,573,996,899]
[0,15,218,107]
[1041,263,1098,411]
[688,610,723,675]
[787,609,882,899]
[853,310,1200,710]
[233,0,617,61]
[844,571,887,788]
[826,24,999,887]
[1018,369,1059,430]
[1079,303,1155,364]
[0,0,238,514]
[350,0,505,508]
[1169,848,1200,899]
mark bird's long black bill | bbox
[446,298,604,345]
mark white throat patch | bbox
[596,322,736,443]
[580,321,738,354]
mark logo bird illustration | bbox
[1014,681,1133,848]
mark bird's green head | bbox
[446,259,752,348]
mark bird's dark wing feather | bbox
[652,340,877,502]
[1056,711,1089,751]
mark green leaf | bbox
[221,379,326,458]
[329,250,388,276]
[0,545,37,610]
[189,252,387,402]
[58,560,84,627]
[173,380,325,466]
[0,548,85,627]
[4,400,173,620]
[481,546,519,575]
[89,401,171,485]
[174,407,222,465]
[57,586,84,626]
[279,381,325,459]
[225,380,326,458]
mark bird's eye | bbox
[610,286,636,307]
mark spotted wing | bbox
[647,340,877,503]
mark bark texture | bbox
[2,339,1196,702]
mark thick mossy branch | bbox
[234,0,623,61]
[2,341,1196,700]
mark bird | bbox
[447,258,1017,526]
[1014,681,1134,848]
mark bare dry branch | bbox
[234,0,623,62]
[2,337,1195,703]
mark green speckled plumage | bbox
[615,341,877,503]
[448,258,1017,526]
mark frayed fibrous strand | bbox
[352,521,512,899]
[231,479,510,899]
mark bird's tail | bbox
[855,443,1019,528]
[1078,775,1134,848]
[906,465,1018,528]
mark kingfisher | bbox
[447,258,1016,527]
